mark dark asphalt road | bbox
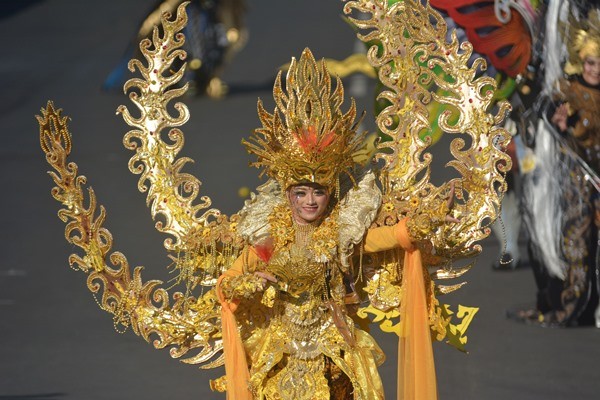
[1,1,598,399]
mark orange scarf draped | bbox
[396,219,438,400]
[217,274,253,399]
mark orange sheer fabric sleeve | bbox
[363,224,405,253]
[216,247,258,400]
[395,219,438,400]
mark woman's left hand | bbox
[444,182,460,224]
[254,271,278,291]
[551,103,569,132]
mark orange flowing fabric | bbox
[216,274,253,400]
[396,220,438,400]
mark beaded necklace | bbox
[268,202,339,262]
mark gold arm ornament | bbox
[117,2,243,290]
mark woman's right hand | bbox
[551,103,569,132]
[253,271,278,291]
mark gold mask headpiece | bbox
[564,9,600,74]
[242,48,365,191]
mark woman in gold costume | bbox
[37,1,511,399]
[215,49,458,399]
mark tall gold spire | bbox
[242,48,366,190]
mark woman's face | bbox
[582,56,600,86]
[287,183,330,224]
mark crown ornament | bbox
[242,48,366,191]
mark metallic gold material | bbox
[220,273,264,300]
[344,0,510,346]
[116,3,242,291]
[436,282,468,295]
[432,264,472,280]
[37,100,225,368]
[441,304,479,352]
[345,0,511,259]
[38,4,245,370]
[323,53,378,79]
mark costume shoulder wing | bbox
[346,0,511,259]
[345,0,510,351]
[118,4,243,288]
[37,4,242,370]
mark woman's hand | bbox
[551,103,569,132]
[444,181,460,224]
[405,181,460,241]
[253,271,277,291]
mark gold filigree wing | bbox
[38,101,226,368]
[344,0,509,350]
[116,2,244,291]
[344,0,511,260]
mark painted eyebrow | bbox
[291,186,328,193]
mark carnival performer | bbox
[37,1,511,399]
[214,49,460,399]
[518,5,600,327]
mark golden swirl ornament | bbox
[345,0,511,258]
[116,3,243,289]
[344,0,510,348]
[37,100,225,368]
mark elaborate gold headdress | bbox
[242,48,365,191]
[564,9,600,74]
